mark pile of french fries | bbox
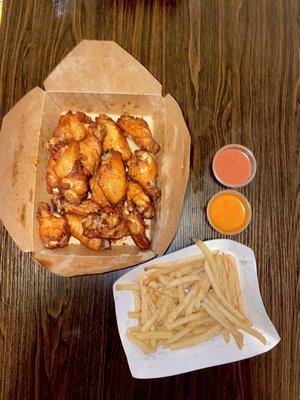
[116,240,266,353]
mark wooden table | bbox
[0,1,298,399]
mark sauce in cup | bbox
[207,191,252,235]
[212,144,256,188]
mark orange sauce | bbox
[207,191,251,234]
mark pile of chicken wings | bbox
[37,111,161,251]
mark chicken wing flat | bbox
[79,130,102,176]
[127,181,155,219]
[96,114,132,161]
[98,150,128,205]
[127,150,161,200]
[123,201,150,250]
[65,213,110,251]
[53,198,101,216]
[89,171,110,206]
[117,115,160,154]
[82,207,128,240]
[37,202,70,249]
[49,111,92,145]
[46,140,88,203]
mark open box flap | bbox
[152,94,191,254]
[33,249,156,277]
[44,40,162,96]
[0,87,46,251]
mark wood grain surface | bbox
[0,1,299,399]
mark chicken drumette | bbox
[127,150,161,200]
[37,202,70,249]
[127,181,155,219]
[117,115,160,154]
[48,111,92,146]
[123,200,150,250]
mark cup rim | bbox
[212,144,257,188]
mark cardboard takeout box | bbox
[0,40,190,277]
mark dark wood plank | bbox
[0,0,299,399]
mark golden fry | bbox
[134,330,173,340]
[167,325,224,350]
[116,283,140,291]
[166,275,199,288]
[128,311,140,319]
[167,311,209,330]
[126,332,153,354]
[227,254,245,315]
[133,290,141,312]
[202,299,244,350]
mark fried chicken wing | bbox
[37,202,70,249]
[96,114,132,161]
[46,140,88,203]
[82,207,128,240]
[65,213,110,251]
[98,150,128,205]
[49,111,91,145]
[59,161,88,203]
[123,200,150,250]
[46,141,78,192]
[79,130,102,176]
[89,171,110,206]
[53,198,101,216]
[127,181,155,219]
[127,150,161,200]
[117,115,160,154]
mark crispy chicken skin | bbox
[53,198,101,216]
[86,123,106,142]
[89,171,110,206]
[50,111,92,145]
[82,207,128,240]
[65,213,110,251]
[98,150,128,205]
[46,140,79,192]
[79,130,102,175]
[123,201,150,250]
[46,140,88,203]
[127,150,161,200]
[96,114,132,161]
[127,181,155,219]
[117,115,160,154]
[37,203,70,249]
[59,161,88,203]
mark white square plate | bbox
[113,239,280,379]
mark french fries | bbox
[116,239,266,354]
